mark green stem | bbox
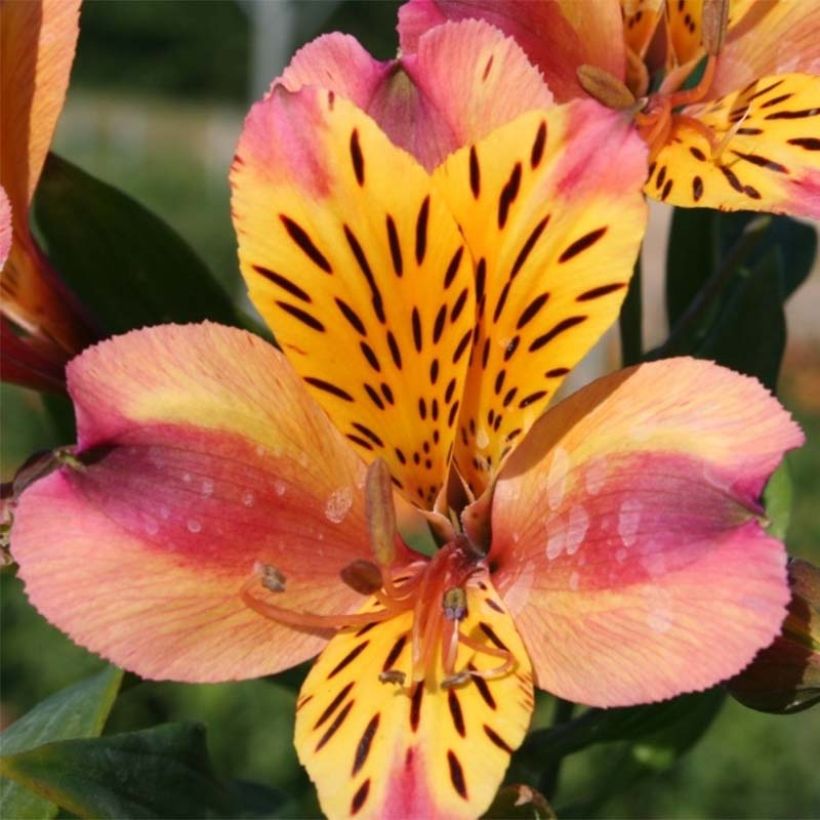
[647,215,770,360]
[538,697,576,801]
[619,257,643,366]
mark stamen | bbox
[255,562,286,592]
[379,669,407,685]
[442,587,468,621]
[577,64,636,111]
[365,458,397,568]
[340,559,384,595]
[441,670,472,689]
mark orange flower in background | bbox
[10,22,804,818]
[400,0,820,217]
[0,0,93,391]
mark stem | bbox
[538,697,576,800]
[619,257,643,366]
[647,215,770,360]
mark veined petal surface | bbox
[398,0,626,102]
[649,73,820,216]
[434,102,647,497]
[232,88,475,508]
[295,577,533,819]
[489,358,802,705]
[11,323,393,682]
[711,0,820,97]
[281,21,553,172]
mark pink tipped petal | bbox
[398,0,626,102]
[11,323,400,682]
[712,2,820,98]
[280,21,552,171]
[0,187,10,269]
[488,358,803,706]
[0,0,80,214]
[280,33,392,112]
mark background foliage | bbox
[2,2,818,818]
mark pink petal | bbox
[11,323,410,682]
[279,21,552,171]
[487,358,803,706]
[0,186,10,269]
[398,0,626,103]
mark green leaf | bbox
[764,462,794,541]
[33,153,241,335]
[0,666,123,820]
[696,249,786,390]
[666,207,718,328]
[0,723,231,820]
[718,212,817,299]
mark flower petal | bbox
[0,186,10,271]
[231,87,475,508]
[0,0,79,213]
[712,1,820,97]
[281,22,552,172]
[622,0,664,59]
[433,101,647,497]
[11,323,390,682]
[649,73,820,217]
[488,358,802,706]
[295,578,533,819]
[398,0,626,102]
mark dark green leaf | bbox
[0,723,231,820]
[666,207,718,328]
[33,153,240,335]
[0,667,123,820]
[696,250,786,390]
[718,212,817,299]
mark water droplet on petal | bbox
[476,427,490,449]
[325,487,353,523]
[144,518,159,536]
[274,480,286,497]
[617,498,642,547]
[547,447,570,510]
[242,490,255,507]
[159,504,170,520]
[566,505,589,555]
[187,518,202,534]
[569,571,580,591]
[201,479,214,497]
[182,472,192,484]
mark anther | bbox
[340,559,384,595]
[441,670,472,689]
[577,64,637,111]
[365,458,397,567]
[379,669,407,685]
[255,562,286,592]
[442,587,467,621]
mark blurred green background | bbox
[2,1,819,817]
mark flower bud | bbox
[729,559,820,713]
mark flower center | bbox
[239,460,512,688]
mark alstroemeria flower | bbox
[399,0,820,218]
[10,26,803,820]
[1,0,93,391]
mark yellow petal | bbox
[433,102,648,497]
[294,577,533,819]
[648,72,820,217]
[622,0,664,58]
[232,87,476,508]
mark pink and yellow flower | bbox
[10,20,803,820]
[399,0,820,217]
[0,0,93,391]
